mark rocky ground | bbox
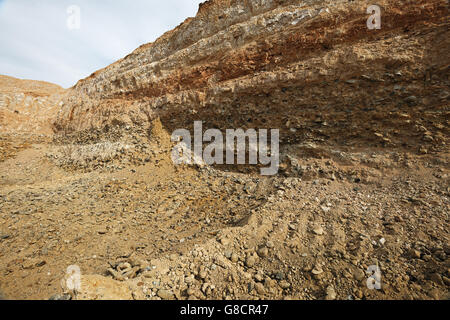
[0,116,448,300]
[0,0,449,300]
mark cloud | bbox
[0,0,204,88]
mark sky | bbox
[0,0,204,88]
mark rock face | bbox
[0,75,65,161]
[0,75,64,135]
[54,0,448,155]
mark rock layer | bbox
[54,0,449,157]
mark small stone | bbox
[201,283,210,294]
[354,269,365,281]
[422,254,431,262]
[230,253,238,263]
[254,273,264,282]
[169,254,178,261]
[224,250,233,259]
[313,226,324,235]
[428,288,440,300]
[255,282,265,295]
[264,278,277,289]
[186,288,195,296]
[429,273,444,286]
[266,241,274,248]
[0,234,10,240]
[36,260,47,267]
[199,270,207,280]
[379,238,386,245]
[185,275,195,284]
[405,95,418,106]
[311,267,323,275]
[157,289,174,300]
[408,249,421,259]
[274,271,285,281]
[23,259,46,269]
[279,280,291,289]
[245,255,257,268]
[257,246,269,258]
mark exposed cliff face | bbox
[55,0,448,156]
[0,75,65,161]
[0,75,64,135]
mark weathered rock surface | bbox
[0,75,64,135]
[54,0,448,159]
[0,75,65,161]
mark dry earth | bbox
[0,0,449,300]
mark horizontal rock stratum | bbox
[54,0,448,150]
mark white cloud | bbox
[0,0,204,88]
